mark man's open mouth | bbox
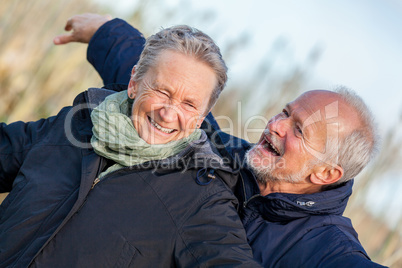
[262,137,281,157]
[149,116,175,134]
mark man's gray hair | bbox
[133,25,228,113]
[328,86,380,187]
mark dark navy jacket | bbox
[88,19,387,267]
[237,156,385,267]
[0,88,259,265]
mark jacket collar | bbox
[243,171,354,222]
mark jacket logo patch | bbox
[296,201,316,207]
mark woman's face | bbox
[128,50,217,144]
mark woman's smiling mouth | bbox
[148,116,176,134]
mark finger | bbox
[53,34,75,45]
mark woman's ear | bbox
[310,164,344,186]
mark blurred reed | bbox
[0,0,400,266]
[0,0,102,123]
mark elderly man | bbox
[240,88,380,266]
[55,14,386,267]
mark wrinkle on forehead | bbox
[298,90,362,137]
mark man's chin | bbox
[246,150,275,181]
[245,149,306,184]
[252,168,302,185]
[246,147,276,169]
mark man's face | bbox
[128,50,217,144]
[246,90,345,184]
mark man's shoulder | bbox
[280,211,378,266]
[243,181,377,267]
[248,213,376,267]
[300,219,365,251]
[292,222,386,267]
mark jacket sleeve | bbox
[175,186,261,267]
[0,117,55,192]
[87,18,146,86]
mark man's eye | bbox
[282,109,289,117]
[296,126,303,135]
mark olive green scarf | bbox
[90,90,201,178]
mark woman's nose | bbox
[160,105,179,123]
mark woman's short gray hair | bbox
[133,25,228,113]
[326,86,380,187]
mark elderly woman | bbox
[0,24,259,267]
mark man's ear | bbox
[310,164,343,185]
[128,66,137,99]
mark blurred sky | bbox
[96,0,402,226]
[97,0,402,131]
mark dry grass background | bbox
[0,0,401,266]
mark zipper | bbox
[91,177,100,189]
[239,169,248,207]
[88,157,176,190]
[89,162,154,191]
[243,194,261,208]
[239,168,261,209]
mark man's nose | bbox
[160,105,179,123]
[269,116,290,137]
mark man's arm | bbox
[54,14,145,85]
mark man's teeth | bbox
[150,117,174,134]
[264,139,280,155]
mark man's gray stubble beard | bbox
[244,146,309,184]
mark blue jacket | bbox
[0,85,260,266]
[87,18,387,268]
[237,157,385,267]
